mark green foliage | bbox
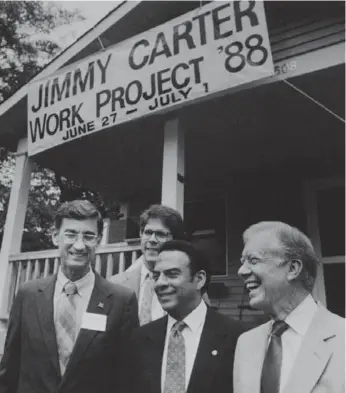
[0,154,123,251]
[0,153,60,251]
[0,2,122,251]
[0,1,83,102]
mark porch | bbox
[1,60,344,327]
[0,1,344,353]
[3,241,141,319]
[4,241,252,324]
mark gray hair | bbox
[243,221,319,292]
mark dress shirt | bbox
[277,294,318,392]
[54,267,95,338]
[139,261,166,321]
[161,300,207,392]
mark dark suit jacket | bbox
[0,272,139,393]
[129,308,245,393]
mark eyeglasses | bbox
[63,231,99,246]
[142,229,171,242]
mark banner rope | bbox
[282,79,345,124]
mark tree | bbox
[0,1,83,102]
[0,2,122,251]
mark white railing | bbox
[6,240,141,315]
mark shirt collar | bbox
[167,300,207,334]
[57,267,95,297]
[285,294,318,336]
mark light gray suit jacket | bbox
[110,256,143,298]
[233,303,345,393]
[110,255,211,305]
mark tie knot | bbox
[172,321,186,335]
[64,281,78,296]
[271,320,289,337]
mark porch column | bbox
[0,138,33,351]
[161,118,185,217]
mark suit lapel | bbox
[282,305,335,393]
[125,268,141,298]
[247,323,270,393]
[186,309,236,393]
[144,316,167,393]
[61,273,113,383]
[36,274,60,375]
[123,257,142,298]
[235,322,270,393]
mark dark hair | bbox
[159,240,211,293]
[139,204,185,240]
[243,221,319,292]
[54,200,104,237]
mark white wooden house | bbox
[0,1,344,352]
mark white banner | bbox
[27,1,274,156]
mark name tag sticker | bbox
[81,312,107,332]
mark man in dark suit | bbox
[129,240,244,393]
[0,200,139,393]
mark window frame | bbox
[184,197,229,278]
[304,176,345,306]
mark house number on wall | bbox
[274,60,297,76]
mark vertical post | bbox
[161,118,185,217]
[0,138,33,352]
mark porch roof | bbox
[32,62,345,202]
[0,2,344,203]
[0,1,204,149]
[0,1,343,151]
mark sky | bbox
[0,3,119,203]
[49,1,119,49]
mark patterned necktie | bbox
[55,281,78,375]
[261,320,289,393]
[139,272,154,326]
[164,321,186,393]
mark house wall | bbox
[208,173,308,326]
[209,170,344,327]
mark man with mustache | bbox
[129,240,244,393]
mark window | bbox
[184,199,227,276]
[316,185,345,257]
[305,178,345,317]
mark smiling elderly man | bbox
[233,221,345,393]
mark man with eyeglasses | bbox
[0,200,138,393]
[111,204,190,326]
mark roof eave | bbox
[0,1,142,118]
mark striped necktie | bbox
[261,320,289,393]
[139,272,154,326]
[55,281,78,375]
[164,321,186,393]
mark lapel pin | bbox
[211,350,218,356]
[98,302,104,309]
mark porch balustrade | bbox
[5,241,141,317]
